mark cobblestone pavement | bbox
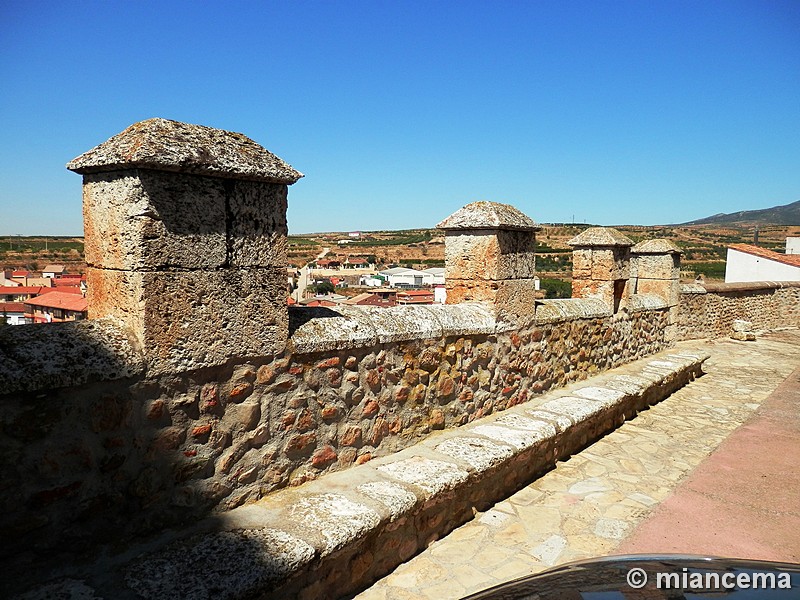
[354,329,800,600]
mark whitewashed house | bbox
[725,243,800,283]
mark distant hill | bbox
[683,200,800,226]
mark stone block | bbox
[571,249,593,273]
[444,230,536,281]
[571,279,614,303]
[635,279,679,306]
[445,279,497,304]
[589,249,629,280]
[494,278,539,324]
[631,253,680,281]
[82,170,227,270]
[87,267,287,373]
[228,180,288,268]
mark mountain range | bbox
[683,200,800,226]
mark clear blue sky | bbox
[1,1,799,235]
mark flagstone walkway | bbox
[355,329,800,599]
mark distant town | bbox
[3,220,800,325]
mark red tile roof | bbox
[25,292,88,312]
[53,279,84,288]
[0,302,26,313]
[0,286,48,296]
[729,244,800,268]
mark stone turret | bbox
[631,238,682,338]
[568,227,633,312]
[437,201,540,322]
[68,118,302,374]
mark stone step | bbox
[16,348,708,600]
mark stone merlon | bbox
[67,118,303,184]
[568,227,633,247]
[436,201,541,231]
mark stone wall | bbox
[677,281,800,340]
[0,297,670,575]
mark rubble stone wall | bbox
[677,282,800,340]
[0,299,669,568]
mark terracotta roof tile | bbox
[25,292,88,312]
[729,244,800,268]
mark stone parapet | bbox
[8,348,708,599]
[678,282,800,340]
[0,317,144,394]
[0,300,672,580]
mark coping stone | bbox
[571,386,627,408]
[436,201,540,231]
[288,493,381,557]
[67,118,303,184]
[0,317,144,395]
[538,396,607,422]
[536,298,611,322]
[524,409,575,433]
[494,413,558,437]
[355,482,418,521]
[421,302,497,336]
[680,283,708,294]
[367,305,444,344]
[567,227,634,247]
[631,239,682,254]
[433,436,516,471]
[376,456,470,496]
[288,306,378,353]
[123,528,315,600]
[469,424,553,450]
[628,294,669,312]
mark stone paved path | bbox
[354,329,800,600]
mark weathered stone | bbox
[362,400,379,418]
[68,118,303,183]
[443,230,537,281]
[87,267,287,375]
[228,383,253,402]
[256,365,276,384]
[356,481,418,520]
[434,436,515,470]
[228,180,288,268]
[430,409,445,429]
[377,456,469,495]
[284,433,316,456]
[340,425,362,447]
[316,357,341,369]
[437,201,540,231]
[191,423,213,438]
[311,445,337,468]
[321,405,339,420]
[81,170,228,270]
[437,374,455,398]
[222,402,260,431]
[289,493,381,556]
[369,417,390,446]
[124,528,314,599]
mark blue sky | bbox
[1,1,799,235]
